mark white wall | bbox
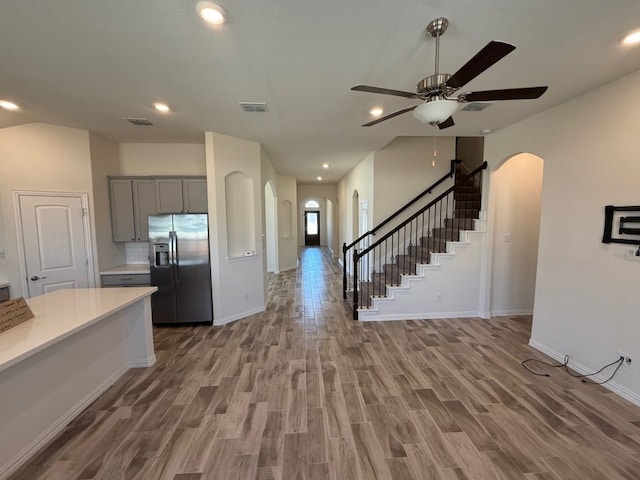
[327,199,335,257]
[89,133,125,272]
[119,143,205,175]
[205,132,265,325]
[373,136,455,225]
[277,175,298,271]
[489,153,543,315]
[485,69,640,402]
[0,123,96,297]
[338,153,374,260]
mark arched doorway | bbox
[352,190,359,243]
[304,199,320,246]
[264,182,278,273]
[489,153,544,316]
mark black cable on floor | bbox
[521,356,568,377]
[521,355,624,385]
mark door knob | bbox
[30,275,47,281]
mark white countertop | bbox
[0,287,157,373]
[100,264,150,275]
[0,281,9,289]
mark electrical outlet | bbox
[617,351,633,368]
[243,292,249,301]
[435,293,442,302]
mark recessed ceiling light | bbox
[622,29,640,46]
[481,129,492,134]
[317,176,323,181]
[197,1,226,25]
[369,107,384,117]
[153,102,170,113]
[322,163,330,169]
[0,100,20,111]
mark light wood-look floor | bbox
[10,247,640,480]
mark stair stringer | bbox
[358,227,486,322]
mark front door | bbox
[304,211,320,245]
[18,193,91,297]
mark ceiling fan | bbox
[351,17,548,129]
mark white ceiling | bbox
[1,1,639,182]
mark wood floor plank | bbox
[282,432,309,480]
[9,247,640,480]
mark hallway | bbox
[10,247,640,479]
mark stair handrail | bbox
[357,161,487,259]
[342,158,461,299]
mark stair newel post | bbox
[352,249,359,320]
[342,242,348,300]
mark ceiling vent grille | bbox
[125,118,154,126]
[239,102,268,113]
[460,102,492,112]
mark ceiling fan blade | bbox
[438,116,455,129]
[351,84,418,99]
[461,86,548,102]
[445,41,516,90]
[362,106,416,126]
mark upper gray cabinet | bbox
[109,179,136,242]
[109,178,158,242]
[156,178,184,213]
[182,178,208,213]
[157,177,208,213]
[109,176,207,242]
[132,179,157,241]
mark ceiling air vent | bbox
[124,118,154,126]
[460,102,492,112]
[239,102,268,113]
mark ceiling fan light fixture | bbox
[0,100,20,111]
[622,29,640,46]
[369,107,383,117]
[197,2,226,25]
[412,98,458,124]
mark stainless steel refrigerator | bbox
[149,214,213,325]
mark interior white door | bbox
[18,194,90,297]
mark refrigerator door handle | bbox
[169,231,175,282]
[174,231,180,282]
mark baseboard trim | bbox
[529,339,640,407]
[359,311,480,322]
[214,305,266,326]
[1,364,130,479]
[130,354,156,368]
[491,309,533,316]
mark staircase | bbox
[344,161,487,320]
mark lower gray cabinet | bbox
[101,274,151,287]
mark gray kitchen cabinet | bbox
[132,179,157,241]
[182,178,208,212]
[101,274,151,287]
[156,177,208,213]
[156,178,184,213]
[109,179,136,242]
[110,176,206,241]
[109,178,158,242]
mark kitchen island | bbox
[0,287,157,478]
